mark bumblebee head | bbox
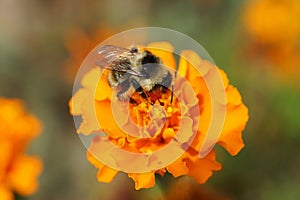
[130,46,138,53]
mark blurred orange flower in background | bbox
[63,26,115,83]
[0,98,42,200]
[69,42,248,190]
[243,0,300,75]
[165,177,230,200]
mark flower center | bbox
[128,88,181,141]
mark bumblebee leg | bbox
[130,78,148,100]
[151,84,159,92]
[156,72,173,102]
[129,98,138,105]
[115,80,138,105]
[116,80,130,100]
[117,84,138,105]
[159,72,172,92]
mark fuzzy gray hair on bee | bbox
[96,45,173,104]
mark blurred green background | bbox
[1,0,300,199]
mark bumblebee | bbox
[96,45,173,104]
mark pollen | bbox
[162,128,176,140]
[167,107,173,113]
[139,102,148,111]
[142,149,153,154]
[150,105,165,119]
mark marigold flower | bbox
[0,97,42,199]
[244,0,300,44]
[243,0,300,75]
[69,42,248,189]
[165,177,230,200]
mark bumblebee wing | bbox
[96,45,131,67]
[114,63,144,77]
[96,45,144,77]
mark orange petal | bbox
[0,98,41,141]
[226,85,242,105]
[181,81,199,107]
[18,114,41,140]
[178,50,212,79]
[0,186,13,200]
[0,139,13,180]
[175,117,194,144]
[167,158,189,178]
[70,68,114,135]
[7,155,42,196]
[95,71,113,101]
[87,137,118,169]
[128,172,155,190]
[216,79,248,156]
[97,166,119,183]
[95,100,127,138]
[190,86,212,151]
[87,151,119,183]
[69,70,103,135]
[185,150,221,184]
[69,88,90,116]
[218,69,229,89]
[87,150,104,169]
[88,135,155,173]
[75,89,99,135]
[81,67,101,90]
[218,103,249,156]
